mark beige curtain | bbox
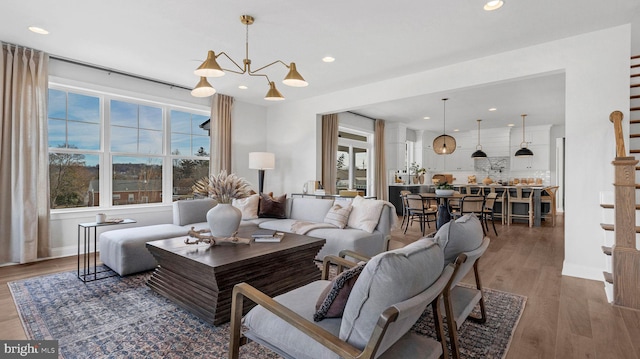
[210,93,233,175]
[321,114,338,194]
[374,119,387,201]
[0,43,50,264]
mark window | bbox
[171,110,210,200]
[48,89,101,209]
[337,129,372,195]
[47,86,209,210]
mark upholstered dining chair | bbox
[229,239,455,359]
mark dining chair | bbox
[399,190,411,230]
[404,193,437,235]
[541,186,559,226]
[482,192,499,236]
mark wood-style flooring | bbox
[1,215,639,358]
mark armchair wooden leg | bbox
[467,261,487,324]
[442,289,462,359]
[229,286,245,359]
[431,298,449,359]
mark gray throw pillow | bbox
[434,214,484,265]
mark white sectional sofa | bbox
[99,196,396,276]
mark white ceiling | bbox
[1,0,638,132]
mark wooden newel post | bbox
[609,110,640,310]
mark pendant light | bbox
[433,98,456,155]
[471,119,488,159]
[515,114,534,157]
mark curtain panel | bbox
[0,43,51,264]
[209,93,234,175]
[321,114,338,195]
[374,119,387,201]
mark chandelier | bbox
[433,98,456,155]
[191,15,308,101]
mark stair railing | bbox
[609,110,640,310]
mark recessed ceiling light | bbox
[484,0,504,11]
[238,85,248,90]
[488,107,497,111]
[507,123,515,127]
[423,116,430,120]
[454,129,460,132]
[322,56,335,63]
[28,26,49,35]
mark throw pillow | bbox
[258,193,287,219]
[324,203,352,229]
[434,214,484,265]
[314,263,365,321]
[347,196,385,233]
[232,194,259,220]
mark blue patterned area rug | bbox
[9,268,526,358]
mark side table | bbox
[77,218,136,282]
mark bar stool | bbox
[540,186,559,226]
[494,188,507,225]
[507,187,533,227]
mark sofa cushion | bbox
[289,197,335,223]
[433,213,484,265]
[259,193,287,219]
[233,193,260,220]
[314,262,365,321]
[172,198,216,226]
[347,196,385,233]
[339,238,444,349]
[324,203,352,229]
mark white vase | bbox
[206,203,242,237]
[435,189,455,196]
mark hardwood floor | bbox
[1,215,639,358]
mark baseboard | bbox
[561,261,605,281]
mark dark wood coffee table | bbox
[145,228,325,325]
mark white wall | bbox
[265,25,631,281]
[47,60,267,257]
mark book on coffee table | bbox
[251,229,277,238]
[254,232,285,243]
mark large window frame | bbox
[48,82,210,212]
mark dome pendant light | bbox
[515,114,534,157]
[433,98,456,155]
[471,119,488,159]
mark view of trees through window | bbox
[47,87,210,209]
[337,130,371,195]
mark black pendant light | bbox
[515,114,534,157]
[433,98,456,155]
[471,119,488,159]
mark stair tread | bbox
[602,246,612,256]
[632,84,640,88]
[600,223,640,233]
[631,120,640,124]
[600,204,640,210]
[630,149,640,153]
[603,271,613,284]
[630,134,640,138]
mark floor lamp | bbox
[249,152,275,194]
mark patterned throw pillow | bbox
[258,193,287,219]
[314,263,365,321]
[324,203,352,229]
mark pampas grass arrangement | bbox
[192,171,251,204]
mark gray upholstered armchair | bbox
[229,238,455,359]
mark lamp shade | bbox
[264,82,285,101]
[194,50,225,77]
[433,134,457,155]
[282,63,308,87]
[191,77,216,97]
[249,152,275,170]
[472,149,488,158]
[515,147,534,157]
